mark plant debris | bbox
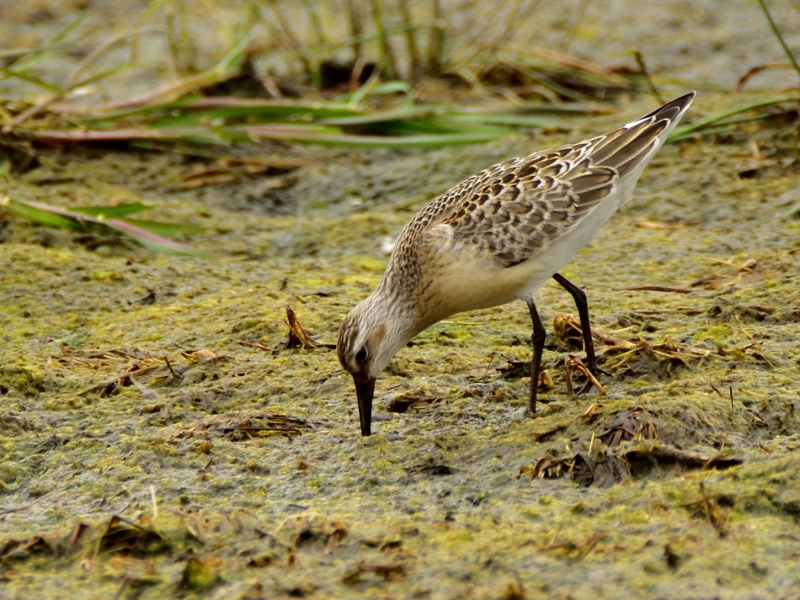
[342,560,407,583]
[219,414,322,440]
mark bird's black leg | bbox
[552,273,608,392]
[552,273,597,374]
[526,298,546,414]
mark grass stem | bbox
[368,0,398,79]
[756,0,800,81]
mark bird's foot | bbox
[575,379,595,396]
[574,360,610,396]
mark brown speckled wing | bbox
[423,94,693,268]
[436,146,615,267]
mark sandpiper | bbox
[338,93,695,436]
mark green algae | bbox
[1,94,800,599]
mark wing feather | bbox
[394,93,694,276]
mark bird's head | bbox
[337,294,412,436]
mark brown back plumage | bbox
[390,93,694,271]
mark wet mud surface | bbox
[3,2,800,599]
[2,91,800,600]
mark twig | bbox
[619,285,694,294]
[633,50,664,104]
[737,61,792,90]
[234,339,274,353]
[576,531,602,560]
[163,355,178,378]
[482,352,497,379]
[568,355,606,395]
[546,524,563,548]
[285,307,321,349]
[698,481,727,536]
[150,484,159,519]
[50,31,251,115]
[130,374,159,400]
[564,356,575,397]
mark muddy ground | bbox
[2,2,800,599]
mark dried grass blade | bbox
[426,0,446,74]
[346,0,364,62]
[369,0,398,79]
[398,0,422,79]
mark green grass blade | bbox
[31,118,512,149]
[81,95,203,121]
[147,102,361,127]
[785,200,800,219]
[4,197,83,229]
[346,72,381,108]
[123,218,205,236]
[29,126,248,145]
[448,113,550,128]
[668,113,777,143]
[371,81,414,95]
[319,105,437,125]
[2,196,208,257]
[72,63,139,89]
[0,68,65,94]
[243,129,510,148]
[339,114,511,136]
[215,28,254,76]
[68,203,152,218]
[11,12,88,72]
[669,94,798,141]
[107,218,211,257]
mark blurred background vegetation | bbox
[1,0,799,250]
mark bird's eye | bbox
[355,347,368,362]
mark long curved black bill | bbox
[354,377,376,436]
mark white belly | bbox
[421,194,629,320]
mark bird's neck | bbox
[370,275,422,342]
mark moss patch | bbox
[2,94,800,598]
